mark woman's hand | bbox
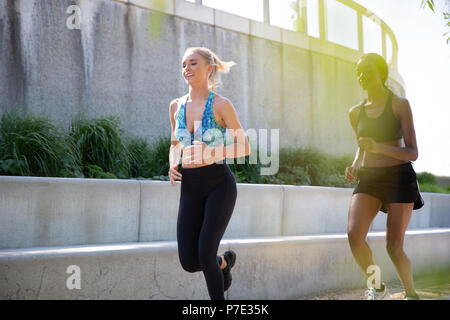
[358,137,380,153]
[168,165,182,186]
[344,166,358,183]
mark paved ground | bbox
[304,271,450,300]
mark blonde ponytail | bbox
[185,47,236,91]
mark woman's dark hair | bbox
[357,53,389,88]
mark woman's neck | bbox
[188,85,210,102]
[366,85,390,104]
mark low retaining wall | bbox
[1,228,449,299]
[1,176,449,249]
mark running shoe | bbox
[222,250,236,291]
[403,293,420,300]
[364,282,388,300]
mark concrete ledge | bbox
[1,228,449,299]
[249,20,281,43]
[1,176,449,248]
[138,181,180,242]
[281,29,310,49]
[174,0,214,25]
[0,176,140,249]
[129,0,175,14]
[214,9,250,35]
[224,184,284,238]
[430,193,450,227]
[282,186,351,235]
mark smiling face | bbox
[181,51,213,88]
[356,59,383,91]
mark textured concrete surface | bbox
[0,0,404,157]
[0,176,140,249]
[1,176,448,248]
[1,228,449,300]
[307,269,450,300]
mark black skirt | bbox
[353,161,424,213]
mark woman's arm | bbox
[168,99,183,185]
[359,99,419,162]
[351,146,364,168]
[345,105,364,182]
[211,98,250,162]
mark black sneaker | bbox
[222,250,236,291]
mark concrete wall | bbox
[1,176,449,249]
[0,0,405,157]
[1,229,449,299]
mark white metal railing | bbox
[189,0,399,71]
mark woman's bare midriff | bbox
[361,139,408,168]
[182,162,214,169]
[181,146,218,169]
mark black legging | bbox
[177,163,237,300]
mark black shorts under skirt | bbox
[353,161,424,214]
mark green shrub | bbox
[263,146,355,187]
[228,156,264,183]
[0,159,25,175]
[147,135,171,178]
[127,135,171,181]
[84,164,117,179]
[126,135,154,179]
[0,111,81,177]
[262,166,311,186]
[419,182,450,194]
[4,110,445,193]
[227,137,268,184]
[276,147,331,186]
[69,115,131,179]
[417,172,436,185]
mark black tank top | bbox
[357,91,403,142]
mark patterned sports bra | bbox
[174,91,227,147]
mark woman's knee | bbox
[198,246,217,268]
[386,240,404,258]
[347,227,366,248]
[180,261,201,273]
[179,255,202,273]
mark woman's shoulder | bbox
[212,93,234,113]
[391,93,411,118]
[170,94,189,109]
[349,100,365,116]
[212,92,232,105]
[391,93,409,107]
[169,94,189,118]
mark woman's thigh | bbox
[348,193,382,239]
[385,202,414,247]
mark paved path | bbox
[303,271,450,300]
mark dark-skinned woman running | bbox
[345,53,424,300]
